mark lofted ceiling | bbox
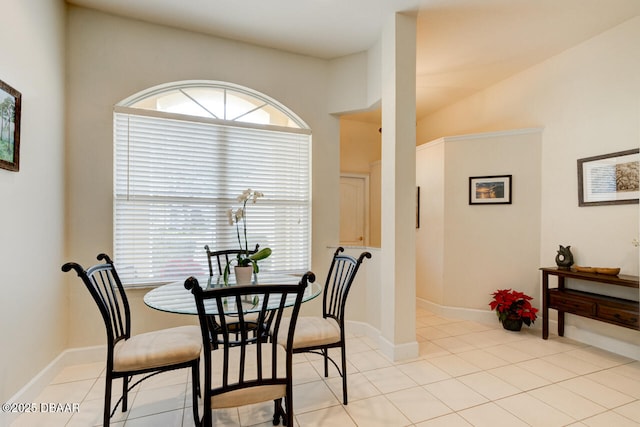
[66,0,640,122]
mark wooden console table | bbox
[541,267,639,339]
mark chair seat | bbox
[214,313,260,339]
[113,325,202,372]
[223,311,259,324]
[208,344,287,409]
[278,316,341,349]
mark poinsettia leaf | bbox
[490,288,538,326]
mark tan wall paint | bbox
[0,0,66,402]
[6,4,640,403]
[340,118,382,174]
[65,7,341,347]
[417,17,640,350]
[340,118,382,247]
[369,161,382,248]
[416,130,542,309]
[416,141,445,303]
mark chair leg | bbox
[341,343,348,405]
[121,376,129,412]
[273,398,284,426]
[202,395,212,427]
[191,360,200,426]
[285,394,293,427]
[323,348,329,377]
[104,374,113,426]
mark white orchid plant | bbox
[224,189,272,284]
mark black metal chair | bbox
[62,254,202,426]
[276,247,371,405]
[204,244,263,343]
[204,244,260,276]
[185,271,315,427]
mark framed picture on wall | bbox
[0,79,21,172]
[469,175,512,205]
[577,149,639,206]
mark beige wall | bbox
[340,118,382,174]
[416,141,445,303]
[0,0,66,403]
[340,117,382,246]
[5,3,639,403]
[65,7,342,346]
[369,161,382,247]
[417,17,640,351]
[417,129,543,310]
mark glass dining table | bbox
[144,273,322,316]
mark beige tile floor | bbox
[12,308,640,426]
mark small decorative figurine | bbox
[555,245,574,269]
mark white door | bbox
[340,175,369,246]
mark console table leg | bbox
[557,276,565,337]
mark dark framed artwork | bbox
[469,175,512,205]
[577,149,639,206]
[0,79,21,172]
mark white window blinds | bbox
[114,111,311,287]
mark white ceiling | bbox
[66,0,640,122]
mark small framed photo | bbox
[469,175,512,205]
[0,79,21,172]
[577,149,639,206]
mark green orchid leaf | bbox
[223,263,230,286]
[249,247,272,261]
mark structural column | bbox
[379,12,418,360]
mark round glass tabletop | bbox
[144,273,322,315]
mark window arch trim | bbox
[113,105,311,136]
[116,80,310,132]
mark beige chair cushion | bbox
[277,316,341,349]
[113,325,202,372]
[207,344,287,408]
[222,311,260,325]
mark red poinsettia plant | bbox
[489,289,538,326]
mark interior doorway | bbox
[340,174,369,246]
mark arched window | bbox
[114,81,311,286]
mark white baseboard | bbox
[550,322,640,360]
[345,319,379,341]
[1,346,105,427]
[378,336,420,362]
[417,298,500,324]
[416,297,639,360]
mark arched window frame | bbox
[113,81,311,287]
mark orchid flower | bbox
[222,189,272,284]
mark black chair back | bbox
[323,247,372,325]
[204,244,260,276]
[185,272,315,426]
[62,254,130,352]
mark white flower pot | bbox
[234,265,253,285]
